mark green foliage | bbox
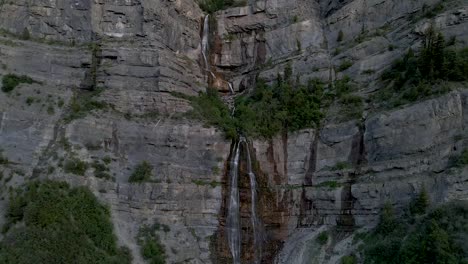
[337,60,353,72]
[199,0,240,13]
[454,149,468,168]
[186,87,237,139]
[137,224,166,264]
[316,231,328,245]
[340,94,363,120]
[293,15,299,23]
[187,70,328,139]
[377,26,468,108]
[337,30,344,42]
[64,158,88,176]
[0,153,9,165]
[341,255,357,264]
[1,74,34,93]
[359,200,468,264]
[129,161,153,183]
[64,88,108,123]
[192,179,222,188]
[21,28,30,40]
[317,181,342,189]
[410,188,430,215]
[0,181,131,264]
[234,74,325,138]
[92,161,111,180]
[423,2,445,18]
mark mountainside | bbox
[0,0,467,263]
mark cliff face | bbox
[0,0,467,263]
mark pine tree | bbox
[411,187,429,215]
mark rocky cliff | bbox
[0,0,467,263]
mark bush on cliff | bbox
[358,196,468,264]
[137,224,166,264]
[1,74,35,93]
[0,181,132,264]
[234,65,325,138]
[376,26,468,108]
[129,161,154,183]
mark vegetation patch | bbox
[0,181,132,263]
[198,0,246,13]
[137,223,166,264]
[64,158,88,176]
[64,88,109,123]
[339,94,364,121]
[233,67,327,138]
[185,65,363,138]
[337,60,353,72]
[129,161,153,183]
[452,149,468,168]
[92,160,112,180]
[181,87,237,139]
[1,74,36,93]
[354,191,468,264]
[374,26,468,109]
[317,181,342,189]
[0,153,8,165]
[192,179,222,188]
[316,231,328,245]
[341,255,357,264]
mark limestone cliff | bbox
[0,0,467,263]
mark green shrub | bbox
[129,161,153,183]
[199,0,238,13]
[0,153,8,165]
[234,75,325,138]
[26,97,34,105]
[410,187,429,215]
[377,26,468,109]
[341,255,357,264]
[21,28,30,40]
[340,94,363,120]
[318,181,342,189]
[316,231,328,245]
[0,181,132,263]
[92,161,111,180]
[137,224,166,264]
[186,87,237,139]
[337,30,344,42]
[64,158,88,176]
[337,60,353,72]
[64,88,108,122]
[1,74,34,92]
[358,200,468,264]
[455,149,468,167]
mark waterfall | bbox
[245,140,262,264]
[228,82,235,94]
[227,139,242,264]
[227,137,264,264]
[201,15,210,68]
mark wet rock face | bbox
[1,0,468,263]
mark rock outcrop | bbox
[0,0,467,263]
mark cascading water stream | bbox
[228,82,235,94]
[227,139,243,264]
[245,140,263,264]
[201,14,210,69]
[227,136,264,264]
[201,15,216,79]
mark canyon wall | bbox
[0,0,467,263]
